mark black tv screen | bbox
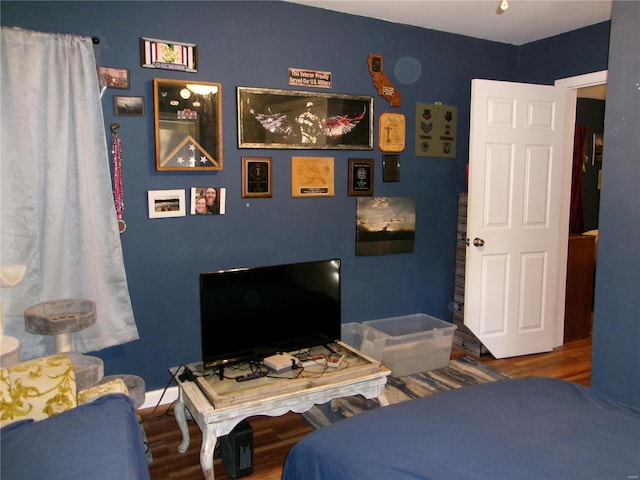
[199,259,341,370]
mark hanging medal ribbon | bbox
[111,123,126,233]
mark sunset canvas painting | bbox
[356,197,416,255]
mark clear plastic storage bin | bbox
[341,322,387,362]
[363,314,457,376]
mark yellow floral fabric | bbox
[0,367,12,417]
[1,355,77,428]
[78,378,129,404]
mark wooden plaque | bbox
[378,112,406,152]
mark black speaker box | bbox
[220,420,253,478]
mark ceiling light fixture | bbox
[497,0,509,14]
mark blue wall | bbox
[516,21,610,83]
[1,1,623,395]
[590,1,640,409]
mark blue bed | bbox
[283,377,640,480]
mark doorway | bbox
[556,70,607,352]
[575,79,606,235]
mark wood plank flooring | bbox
[481,336,592,386]
[139,338,591,480]
[141,408,309,480]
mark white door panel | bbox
[465,79,575,358]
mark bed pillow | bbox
[0,354,77,427]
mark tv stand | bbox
[170,341,390,480]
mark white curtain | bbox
[1,27,139,359]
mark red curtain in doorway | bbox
[569,126,588,234]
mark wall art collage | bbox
[103,37,456,256]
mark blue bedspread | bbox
[1,393,150,480]
[283,377,640,480]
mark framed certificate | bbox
[378,112,406,152]
[348,158,374,196]
[242,157,272,198]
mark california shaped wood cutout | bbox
[367,54,402,107]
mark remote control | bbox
[235,371,267,382]
[327,353,345,368]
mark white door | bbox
[464,79,576,358]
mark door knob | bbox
[473,237,485,247]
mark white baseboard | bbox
[139,385,179,410]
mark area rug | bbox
[302,356,510,429]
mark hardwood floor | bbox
[481,336,592,387]
[139,337,592,480]
[141,408,310,480]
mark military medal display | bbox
[415,103,457,158]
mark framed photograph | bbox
[190,187,226,215]
[98,66,130,89]
[348,158,374,196]
[383,154,400,182]
[237,87,373,150]
[242,157,272,198]
[291,156,334,197]
[147,189,186,219]
[153,78,222,171]
[593,133,603,164]
[114,96,145,116]
[140,37,197,72]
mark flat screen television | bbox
[199,259,341,371]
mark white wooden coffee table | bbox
[170,342,390,480]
